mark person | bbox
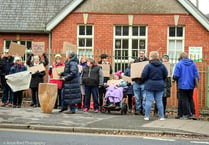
[81,58,104,113]
[98,54,113,111]
[141,51,168,121]
[10,56,27,108]
[154,54,171,117]
[48,54,65,109]
[59,50,81,114]
[104,70,127,108]
[173,52,199,120]
[132,50,149,115]
[0,50,14,107]
[124,58,135,113]
[26,53,49,107]
[77,56,88,110]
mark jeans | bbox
[99,86,106,107]
[1,76,13,104]
[145,90,164,118]
[133,83,146,112]
[31,88,39,106]
[61,88,76,112]
[85,86,99,110]
[154,97,167,115]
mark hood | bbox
[70,54,78,62]
[181,58,193,66]
[149,59,162,66]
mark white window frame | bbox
[77,24,94,58]
[113,25,148,72]
[167,26,185,63]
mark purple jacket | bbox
[105,86,123,103]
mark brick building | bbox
[0,0,209,108]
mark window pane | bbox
[169,27,175,37]
[5,40,11,49]
[132,50,138,58]
[86,39,92,47]
[27,41,32,50]
[115,26,121,36]
[115,63,121,72]
[139,40,145,49]
[20,41,25,45]
[177,27,183,37]
[122,50,128,60]
[176,40,183,52]
[140,26,146,36]
[132,26,138,36]
[79,26,85,35]
[132,40,138,49]
[123,26,129,36]
[122,39,128,49]
[115,40,121,49]
[168,40,175,59]
[79,39,85,47]
[115,50,121,59]
[86,26,92,35]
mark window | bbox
[77,25,94,58]
[4,40,32,63]
[114,25,147,72]
[167,26,184,62]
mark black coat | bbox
[0,56,14,76]
[62,55,81,105]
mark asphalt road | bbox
[0,129,209,145]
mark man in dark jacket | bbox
[60,50,81,114]
[1,50,14,106]
[173,52,199,120]
[141,51,168,121]
[132,50,149,115]
[98,54,112,111]
[82,58,104,113]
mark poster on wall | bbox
[189,47,202,62]
[32,42,45,55]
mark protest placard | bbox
[62,41,77,54]
[131,61,149,78]
[28,63,45,74]
[52,66,65,80]
[32,42,45,55]
[107,80,122,86]
[8,42,26,57]
[98,64,110,77]
[122,75,132,83]
[163,62,171,77]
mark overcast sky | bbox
[190,0,209,14]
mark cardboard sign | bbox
[28,63,46,74]
[52,66,65,80]
[107,80,122,86]
[32,42,45,55]
[98,64,110,77]
[122,75,132,83]
[163,62,171,77]
[62,41,77,54]
[9,42,26,57]
[131,61,149,78]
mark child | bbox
[10,56,27,108]
[81,58,104,113]
[105,70,127,108]
[48,54,65,109]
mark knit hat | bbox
[162,54,169,61]
[100,54,108,59]
[55,54,62,60]
[14,56,22,63]
[115,70,122,78]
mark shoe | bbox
[140,111,145,116]
[5,100,9,105]
[30,103,34,107]
[189,114,197,120]
[180,115,189,120]
[13,105,16,108]
[83,108,89,112]
[64,111,75,114]
[59,108,67,113]
[94,110,99,113]
[8,104,13,107]
[17,105,21,108]
[175,116,181,119]
[1,103,6,107]
[135,110,140,115]
[144,117,149,121]
[160,118,165,121]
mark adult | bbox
[173,52,199,120]
[141,51,168,121]
[1,50,14,107]
[132,50,149,115]
[60,50,81,114]
[98,54,113,111]
[26,53,49,107]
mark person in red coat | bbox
[48,54,65,109]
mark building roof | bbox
[0,0,72,33]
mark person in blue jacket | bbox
[10,56,27,108]
[173,52,199,120]
[141,51,168,121]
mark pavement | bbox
[0,106,209,138]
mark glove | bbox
[42,53,47,57]
[29,53,34,58]
[49,66,53,72]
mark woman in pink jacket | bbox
[48,54,65,109]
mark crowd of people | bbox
[0,49,199,120]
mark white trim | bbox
[46,0,84,31]
[178,0,209,31]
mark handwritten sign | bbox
[52,66,65,80]
[62,41,77,54]
[131,61,149,78]
[32,42,45,55]
[98,64,110,77]
[107,80,122,86]
[163,62,171,77]
[28,63,45,74]
[9,42,26,57]
[122,75,132,83]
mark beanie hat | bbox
[14,56,22,63]
[162,54,169,60]
[115,70,122,78]
[55,54,62,60]
[100,54,108,59]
